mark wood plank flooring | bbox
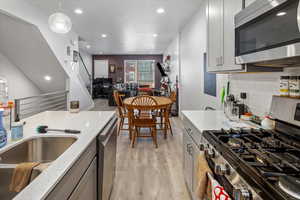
[110,117,190,200]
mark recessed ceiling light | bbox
[99,51,104,54]
[156,8,165,14]
[101,34,107,38]
[86,45,91,49]
[277,12,286,16]
[153,33,158,37]
[74,8,83,15]
[44,75,52,81]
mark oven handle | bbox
[297,0,300,32]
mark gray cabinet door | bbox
[183,132,194,193]
[207,0,223,72]
[46,141,97,200]
[68,157,97,200]
[192,142,202,199]
[207,0,243,72]
[222,0,243,71]
[99,123,117,200]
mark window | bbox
[124,60,155,87]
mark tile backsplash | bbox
[227,68,300,117]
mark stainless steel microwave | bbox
[235,0,300,67]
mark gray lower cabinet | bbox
[183,116,203,200]
[46,117,117,200]
[68,157,97,200]
[183,131,194,194]
[45,141,97,200]
[192,141,202,198]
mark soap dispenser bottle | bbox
[0,108,7,148]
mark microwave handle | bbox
[298,0,300,32]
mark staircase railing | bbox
[14,90,69,120]
[79,53,93,96]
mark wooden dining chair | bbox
[130,95,158,148]
[165,91,177,136]
[113,91,129,136]
[155,91,177,138]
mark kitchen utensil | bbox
[36,126,81,134]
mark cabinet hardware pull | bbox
[189,146,193,155]
[186,144,192,153]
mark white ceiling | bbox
[26,0,203,55]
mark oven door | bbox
[235,0,300,65]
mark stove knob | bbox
[215,165,222,175]
[233,188,252,200]
[206,148,215,158]
[199,144,205,151]
[215,164,230,175]
[221,164,231,175]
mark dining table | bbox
[123,96,173,140]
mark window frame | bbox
[124,60,155,88]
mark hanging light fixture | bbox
[48,0,72,34]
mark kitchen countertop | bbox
[0,111,115,200]
[182,110,256,132]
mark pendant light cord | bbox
[58,0,65,11]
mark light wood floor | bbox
[110,117,190,200]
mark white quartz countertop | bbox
[0,111,115,200]
[182,110,257,132]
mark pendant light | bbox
[48,0,72,34]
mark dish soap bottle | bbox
[0,107,7,148]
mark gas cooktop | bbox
[203,124,300,200]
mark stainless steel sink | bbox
[0,137,77,164]
[0,136,77,199]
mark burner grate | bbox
[205,128,300,200]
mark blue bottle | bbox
[0,108,7,148]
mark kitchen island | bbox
[0,111,116,200]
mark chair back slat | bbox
[131,95,158,110]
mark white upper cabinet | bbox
[207,0,223,72]
[207,0,243,72]
[223,0,243,71]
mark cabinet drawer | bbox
[46,141,97,200]
[68,157,97,200]
[182,115,202,146]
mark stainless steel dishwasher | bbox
[98,116,117,200]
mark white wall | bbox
[178,0,227,111]
[0,0,94,110]
[0,52,41,100]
